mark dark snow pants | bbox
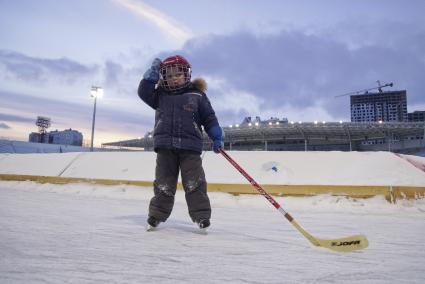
[148,149,211,222]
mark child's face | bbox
[164,66,186,88]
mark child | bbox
[138,55,224,230]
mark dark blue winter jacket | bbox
[138,78,220,154]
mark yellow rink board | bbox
[1,174,424,202]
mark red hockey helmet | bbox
[159,55,192,92]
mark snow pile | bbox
[395,153,425,172]
[204,151,425,186]
[0,152,81,176]
[1,151,425,186]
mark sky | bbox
[1,0,425,146]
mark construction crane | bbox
[335,80,394,98]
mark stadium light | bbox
[276,121,280,125]
[248,123,252,126]
[235,124,240,127]
[90,86,103,98]
[90,86,103,152]
[322,121,326,124]
[339,120,343,124]
[290,121,295,124]
[298,121,302,124]
[255,122,259,126]
[268,122,272,125]
[314,121,318,125]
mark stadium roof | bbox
[102,121,425,148]
[223,121,424,141]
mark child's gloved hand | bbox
[143,58,162,83]
[212,138,224,153]
[207,126,224,153]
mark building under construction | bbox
[350,90,408,122]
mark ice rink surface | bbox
[1,181,425,283]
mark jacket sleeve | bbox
[199,94,219,132]
[137,79,159,109]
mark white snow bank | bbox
[0,152,81,176]
[204,151,425,186]
[0,151,425,187]
[61,152,157,180]
[395,153,425,172]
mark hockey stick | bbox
[219,149,368,252]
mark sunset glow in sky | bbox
[1,0,425,145]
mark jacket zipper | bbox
[193,122,202,138]
[153,119,162,134]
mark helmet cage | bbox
[160,63,191,92]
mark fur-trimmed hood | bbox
[192,77,207,92]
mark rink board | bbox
[1,174,424,202]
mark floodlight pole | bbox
[90,96,97,152]
[90,86,102,152]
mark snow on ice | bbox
[1,180,425,283]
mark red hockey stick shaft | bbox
[219,149,369,252]
[219,149,294,222]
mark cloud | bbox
[0,50,141,101]
[112,0,193,43]
[0,113,35,123]
[0,122,11,129]
[0,90,89,121]
[173,24,425,123]
[104,60,125,86]
[202,75,264,114]
[0,50,98,84]
[0,90,153,139]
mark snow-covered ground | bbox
[1,181,425,283]
[1,151,425,187]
